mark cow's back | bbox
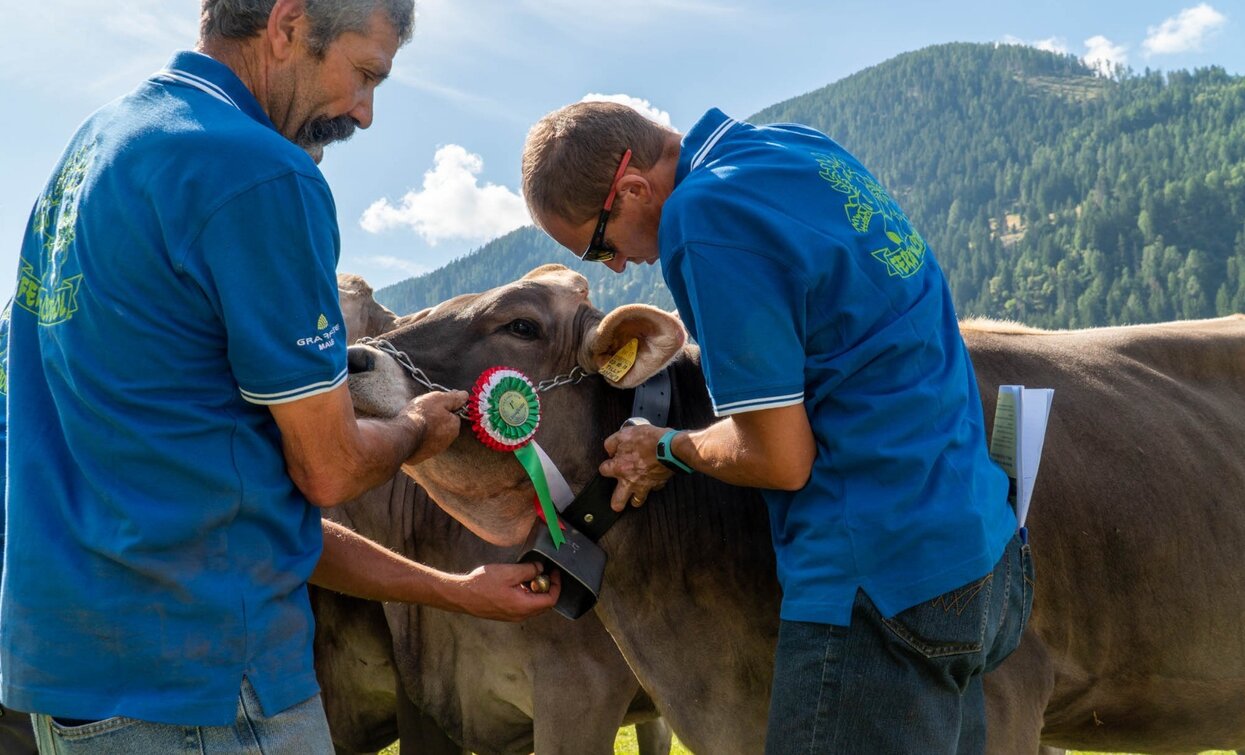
[966,316,1245,751]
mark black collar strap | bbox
[629,363,672,427]
[518,366,674,619]
[556,473,619,542]
[557,365,673,540]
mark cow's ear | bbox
[581,304,686,389]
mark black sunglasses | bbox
[580,149,633,263]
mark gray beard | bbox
[294,115,358,152]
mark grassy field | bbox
[382,730,1235,754]
[613,725,692,754]
[377,726,694,754]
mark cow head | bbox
[338,273,401,344]
[348,264,686,545]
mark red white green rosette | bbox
[468,367,541,450]
[467,366,565,547]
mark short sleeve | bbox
[665,243,807,416]
[185,172,347,405]
[1,299,10,550]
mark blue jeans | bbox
[31,678,333,755]
[766,532,1033,755]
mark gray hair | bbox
[200,0,415,55]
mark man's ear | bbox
[267,0,308,60]
[615,173,652,204]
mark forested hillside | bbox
[378,42,1245,328]
[375,226,675,315]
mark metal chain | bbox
[359,337,459,393]
[534,365,592,393]
[357,337,593,404]
[358,337,471,417]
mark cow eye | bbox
[505,319,541,340]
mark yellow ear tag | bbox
[599,338,639,382]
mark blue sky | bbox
[0,0,1238,298]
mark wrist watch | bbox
[655,429,693,474]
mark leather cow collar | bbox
[519,367,673,619]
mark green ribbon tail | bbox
[514,444,566,548]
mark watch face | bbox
[656,440,677,470]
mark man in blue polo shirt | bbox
[1,1,558,752]
[522,102,1032,753]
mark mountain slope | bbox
[375,226,674,315]
[377,43,1245,328]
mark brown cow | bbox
[314,277,671,754]
[965,316,1245,755]
[348,264,1245,754]
[318,473,671,755]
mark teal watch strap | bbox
[656,429,693,474]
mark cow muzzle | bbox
[346,344,375,374]
[346,343,414,418]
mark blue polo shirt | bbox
[660,109,1015,625]
[0,52,346,725]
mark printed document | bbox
[988,385,1053,528]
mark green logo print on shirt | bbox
[18,144,93,325]
[813,152,927,279]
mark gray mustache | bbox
[296,115,358,149]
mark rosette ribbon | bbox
[467,367,566,548]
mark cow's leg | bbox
[311,589,401,754]
[530,663,637,755]
[984,629,1056,755]
[634,719,673,755]
[395,678,467,755]
[530,692,633,755]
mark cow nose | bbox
[347,345,375,374]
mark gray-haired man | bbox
[0,3,557,752]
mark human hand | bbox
[443,562,561,621]
[403,390,468,465]
[600,423,673,512]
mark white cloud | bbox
[1032,37,1070,55]
[1083,35,1129,75]
[579,93,673,126]
[1000,35,1069,55]
[1143,4,1227,56]
[359,145,530,245]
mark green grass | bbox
[383,733,1234,754]
[612,725,692,755]
[379,726,694,754]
